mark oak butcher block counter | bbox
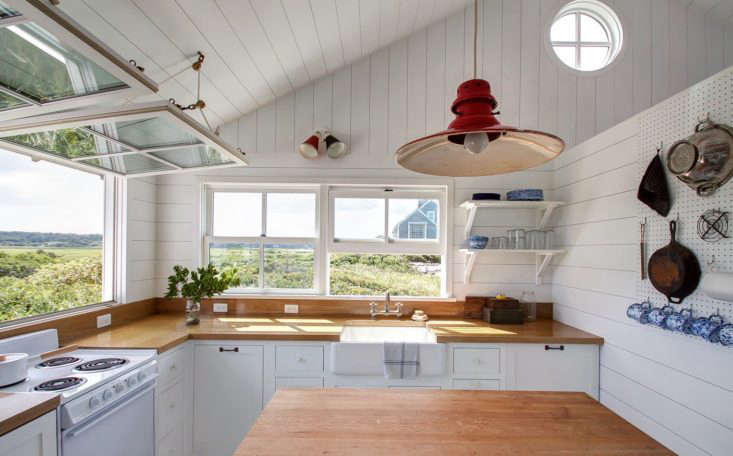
[235,389,671,455]
[70,313,603,352]
[0,392,58,436]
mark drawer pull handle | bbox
[544,345,565,351]
[219,347,239,353]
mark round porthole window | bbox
[549,0,623,72]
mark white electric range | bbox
[0,329,158,456]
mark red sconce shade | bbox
[395,79,564,176]
[298,134,320,159]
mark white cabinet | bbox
[193,343,263,456]
[0,411,57,456]
[505,344,599,399]
[156,344,192,456]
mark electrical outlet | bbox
[284,304,299,314]
[213,303,228,313]
[97,313,111,328]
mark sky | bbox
[0,147,104,234]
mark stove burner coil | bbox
[37,356,81,368]
[74,358,128,372]
[34,377,86,392]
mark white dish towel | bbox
[383,342,419,379]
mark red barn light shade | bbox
[394,79,564,176]
[298,134,320,159]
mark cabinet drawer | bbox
[275,377,323,389]
[453,347,501,377]
[158,347,185,386]
[158,379,184,437]
[157,420,183,456]
[453,379,500,390]
[276,346,323,375]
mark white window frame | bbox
[327,185,448,297]
[203,185,321,295]
[408,222,427,240]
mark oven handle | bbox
[66,380,155,439]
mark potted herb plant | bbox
[165,264,241,325]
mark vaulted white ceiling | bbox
[58,0,472,128]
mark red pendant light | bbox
[395,1,564,177]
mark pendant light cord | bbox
[473,0,478,79]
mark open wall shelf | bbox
[459,249,564,285]
[459,200,565,239]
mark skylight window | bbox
[549,1,622,72]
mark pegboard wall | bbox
[637,66,733,323]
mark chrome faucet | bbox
[369,291,403,319]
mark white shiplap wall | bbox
[549,68,733,455]
[149,0,733,301]
[125,178,157,303]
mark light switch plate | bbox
[284,304,299,314]
[213,303,228,313]
[97,313,111,328]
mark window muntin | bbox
[549,1,622,72]
[0,147,113,323]
[206,189,319,293]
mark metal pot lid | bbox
[667,141,697,175]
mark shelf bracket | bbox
[464,251,477,284]
[535,253,554,285]
[537,204,556,229]
[464,205,477,239]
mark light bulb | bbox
[464,132,489,155]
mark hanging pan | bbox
[648,221,701,304]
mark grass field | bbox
[0,247,101,260]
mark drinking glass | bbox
[543,229,554,250]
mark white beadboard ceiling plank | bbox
[499,0,521,127]
[519,0,540,130]
[335,0,362,64]
[378,0,401,49]
[214,0,294,97]
[369,48,390,165]
[310,0,346,73]
[282,0,329,81]
[175,0,280,104]
[406,29,428,140]
[426,20,447,133]
[359,0,381,57]
[687,6,709,86]
[413,0,438,32]
[612,0,635,125]
[397,0,421,35]
[314,76,334,130]
[651,0,670,105]
[669,0,689,95]
[632,0,653,114]
[275,92,296,159]
[388,39,409,155]
[538,0,560,136]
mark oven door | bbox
[61,382,155,456]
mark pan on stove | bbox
[648,221,701,304]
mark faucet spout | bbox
[384,291,391,312]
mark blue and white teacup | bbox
[627,301,651,322]
[689,314,724,341]
[665,308,693,332]
[709,323,733,345]
[647,306,674,327]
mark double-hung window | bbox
[328,187,446,297]
[204,187,319,293]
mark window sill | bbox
[220,294,457,302]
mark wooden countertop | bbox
[0,392,59,436]
[70,314,603,352]
[235,389,671,455]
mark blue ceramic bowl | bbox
[507,189,544,201]
[469,235,489,249]
[711,324,733,345]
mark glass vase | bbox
[185,298,200,325]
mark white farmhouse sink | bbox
[330,321,445,376]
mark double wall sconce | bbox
[298,129,346,160]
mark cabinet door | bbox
[193,344,263,456]
[0,411,57,456]
[507,344,599,399]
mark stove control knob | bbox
[114,383,125,394]
[126,376,137,387]
[137,371,146,382]
[102,389,113,401]
[89,396,100,409]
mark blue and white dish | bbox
[647,306,674,327]
[627,301,651,322]
[689,314,724,341]
[665,308,693,332]
[506,189,544,201]
[469,235,489,249]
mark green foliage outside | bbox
[0,248,102,322]
[329,254,441,296]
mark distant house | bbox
[391,200,438,240]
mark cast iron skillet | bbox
[648,221,701,304]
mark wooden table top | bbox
[235,389,671,455]
[0,392,59,436]
[71,313,603,353]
